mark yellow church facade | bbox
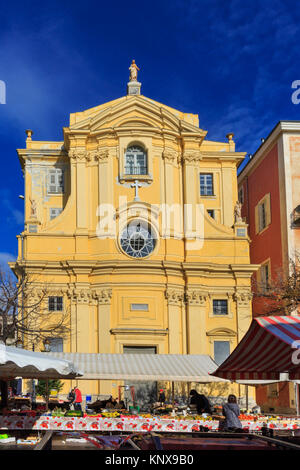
[12,76,258,399]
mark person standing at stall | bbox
[158,389,166,406]
[73,386,82,411]
[189,389,212,414]
[67,388,75,410]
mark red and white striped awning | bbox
[212,316,300,380]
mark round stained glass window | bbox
[120,221,156,258]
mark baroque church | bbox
[11,62,258,398]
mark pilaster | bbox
[186,289,208,354]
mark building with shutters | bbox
[238,121,300,413]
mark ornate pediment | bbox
[66,95,206,140]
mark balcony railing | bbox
[124,166,148,175]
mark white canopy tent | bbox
[46,352,228,383]
[0,343,82,380]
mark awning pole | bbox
[246,385,249,411]
[295,383,300,416]
[172,382,175,408]
[45,379,49,412]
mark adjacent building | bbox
[238,121,300,413]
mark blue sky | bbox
[0,0,300,270]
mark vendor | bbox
[189,390,212,415]
[158,389,166,406]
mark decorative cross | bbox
[131,179,142,201]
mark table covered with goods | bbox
[0,409,300,433]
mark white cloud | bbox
[0,252,15,273]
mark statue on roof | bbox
[129,60,140,82]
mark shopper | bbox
[189,389,212,414]
[73,386,82,411]
[222,394,242,431]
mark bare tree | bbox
[252,254,300,316]
[0,269,70,350]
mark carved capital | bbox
[162,150,177,163]
[181,150,203,165]
[186,290,207,306]
[97,288,112,305]
[94,149,110,162]
[165,288,184,306]
[233,290,253,307]
[69,149,89,162]
[67,288,90,304]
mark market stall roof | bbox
[46,352,228,382]
[0,342,82,379]
[212,316,300,381]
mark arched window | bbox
[124,145,147,175]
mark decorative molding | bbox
[206,327,237,337]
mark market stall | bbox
[0,342,82,409]
[211,316,300,423]
[2,343,300,442]
[211,315,300,381]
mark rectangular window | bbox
[214,341,230,366]
[130,303,149,311]
[213,299,228,315]
[238,186,244,204]
[255,194,271,234]
[207,209,215,219]
[260,263,270,291]
[50,208,62,220]
[47,169,64,194]
[46,337,63,352]
[258,201,267,231]
[200,173,214,196]
[48,296,63,312]
[123,346,156,354]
